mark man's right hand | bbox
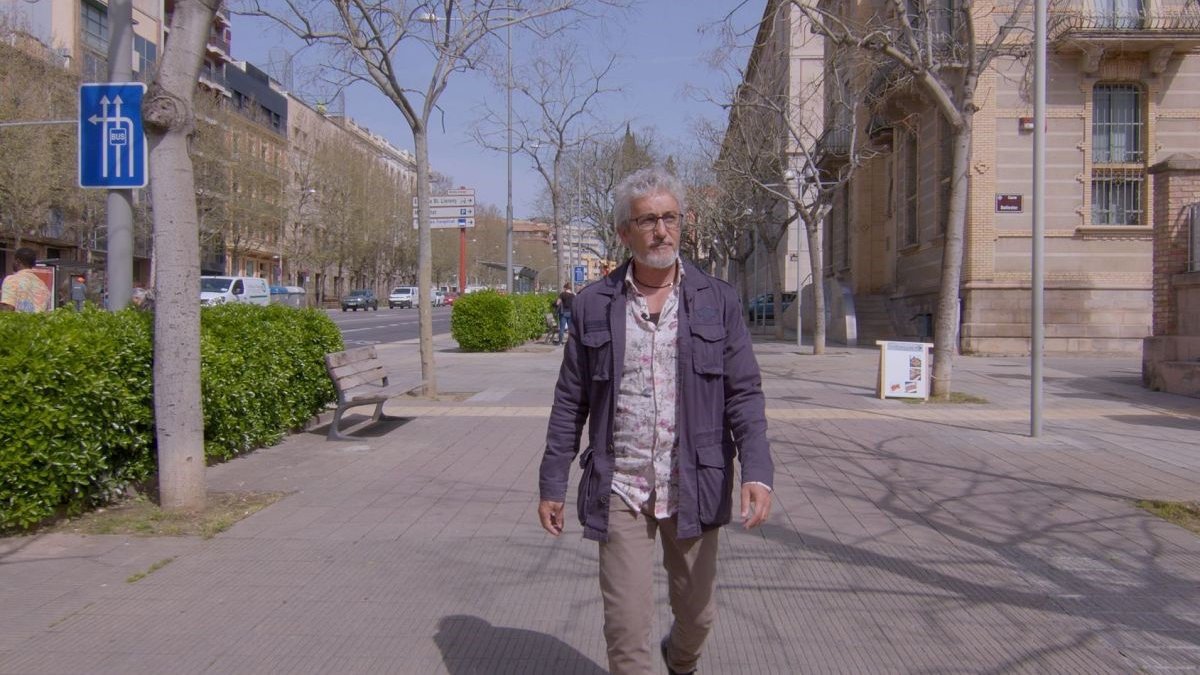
[538,500,565,536]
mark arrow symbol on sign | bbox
[99,95,110,178]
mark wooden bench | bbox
[323,346,420,441]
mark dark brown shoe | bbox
[660,636,695,675]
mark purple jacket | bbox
[539,259,773,541]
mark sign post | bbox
[415,189,475,293]
[573,265,586,286]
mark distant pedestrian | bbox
[0,248,51,313]
[554,282,574,345]
[538,167,773,675]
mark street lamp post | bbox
[505,23,514,295]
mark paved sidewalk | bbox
[2,335,1199,673]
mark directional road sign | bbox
[413,190,476,229]
[428,206,475,219]
[415,195,475,208]
[413,217,476,230]
[79,82,148,189]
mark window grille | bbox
[1093,84,1142,163]
[1189,203,1200,273]
[1092,83,1146,225]
[1091,169,1144,225]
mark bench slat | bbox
[324,345,378,370]
[327,357,388,382]
[342,382,415,404]
[335,366,391,392]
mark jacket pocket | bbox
[694,434,733,526]
[581,330,613,381]
[690,323,725,376]
[576,446,594,525]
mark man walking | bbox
[537,167,773,675]
[554,282,575,345]
[0,248,51,313]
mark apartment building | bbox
[734,1,1200,354]
[1,0,425,302]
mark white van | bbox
[200,276,271,306]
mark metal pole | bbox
[505,23,514,294]
[1031,0,1046,437]
[106,0,134,310]
[796,217,803,350]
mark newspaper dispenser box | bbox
[876,341,933,400]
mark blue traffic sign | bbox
[573,265,586,285]
[79,83,147,188]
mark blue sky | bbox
[231,2,763,219]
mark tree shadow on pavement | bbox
[756,422,1200,671]
[435,614,606,675]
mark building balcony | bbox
[814,126,853,170]
[206,34,232,62]
[1050,1,1200,74]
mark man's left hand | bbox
[740,483,772,530]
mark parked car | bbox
[746,292,797,322]
[388,286,416,309]
[443,291,459,306]
[200,276,271,306]
[341,289,379,311]
[432,289,446,307]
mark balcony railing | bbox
[1051,1,1200,37]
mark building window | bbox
[1096,0,1145,29]
[134,35,157,81]
[1091,83,1145,225]
[901,132,919,247]
[81,1,108,52]
[1093,84,1142,164]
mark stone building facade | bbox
[743,1,1200,354]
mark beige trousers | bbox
[599,498,719,675]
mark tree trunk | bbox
[768,240,785,340]
[806,220,826,355]
[931,116,973,398]
[413,127,437,396]
[143,0,218,511]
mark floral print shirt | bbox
[610,264,684,520]
[0,269,51,313]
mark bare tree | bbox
[142,0,220,511]
[473,43,617,287]
[789,0,1031,394]
[242,1,597,395]
[717,25,877,353]
[562,125,660,265]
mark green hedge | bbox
[0,304,343,531]
[200,304,343,461]
[450,291,554,352]
[0,309,155,530]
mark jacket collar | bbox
[598,257,710,296]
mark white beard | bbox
[632,246,677,270]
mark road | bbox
[325,305,452,346]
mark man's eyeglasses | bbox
[628,211,681,232]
